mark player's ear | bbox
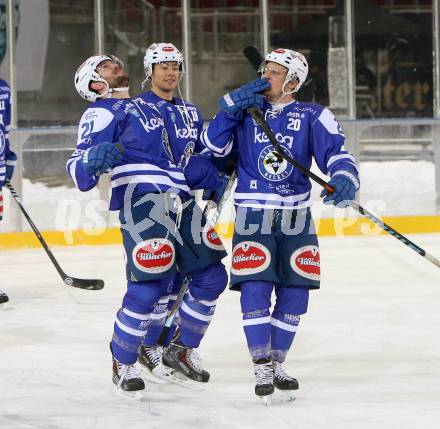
[286,79,299,93]
[90,81,106,92]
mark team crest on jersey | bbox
[290,245,320,281]
[132,238,175,274]
[258,145,293,181]
[231,241,271,275]
[202,226,225,251]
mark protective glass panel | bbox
[355,0,433,119]
[269,0,348,117]
[0,0,15,83]
[103,0,183,98]
[15,0,94,126]
[190,0,261,119]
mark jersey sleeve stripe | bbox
[67,157,81,189]
[327,153,355,168]
[200,128,233,155]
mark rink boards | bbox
[1,214,440,249]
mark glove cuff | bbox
[332,170,360,190]
[6,151,17,166]
[222,93,235,108]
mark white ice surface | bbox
[1,235,440,429]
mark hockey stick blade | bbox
[243,46,264,71]
[246,109,440,269]
[64,277,105,290]
[6,182,105,290]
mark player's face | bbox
[96,58,129,88]
[261,61,297,99]
[151,61,180,93]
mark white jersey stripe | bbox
[112,163,185,181]
[327,153,355,168]
[115,318,148,337]
[234,191,310,203]
[271,317,298,333]
[200,128,233,155]
[242,316,271,326]
[180,301,214,322]
[150,311,167,320]
[111,174,190,192]
[122,308,151,320]
[67,157,81,189]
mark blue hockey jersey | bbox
[67,96,188,210]
[0,79,14,188]
[139,91,204,163]
[201,100,359,209]
[138,91,207,197]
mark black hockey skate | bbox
[138,345,176,381]
[112,356,145,392]
[138,345,162,372]
[253,358,275,397]
[273,361,299,391]
[0,289,9,304]
[162,342,210,382]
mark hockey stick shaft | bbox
[157,171,238,346]
[6,182,65,272]
[5,182,105,289]
[157,277,190,346]
[247,108,440,269]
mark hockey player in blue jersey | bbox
[136,43,228,383]
[68,54,193,393]
[202,48,359,400]
[0,78,16,305]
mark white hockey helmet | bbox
[262,48,308,93]
[143,42,185,81]
[74,55,125,102]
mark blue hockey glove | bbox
[184,153,223,190]
[239,78,271,94]
[203,174,230,206]
[320,172,359,208]
[5,151,17,181]
[220,78,271,119]
[82,142,123,175]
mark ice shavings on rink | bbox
[1,234,440,429]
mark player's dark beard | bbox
[114,74,129,88]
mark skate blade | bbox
[139,364,204,390]
[0,302,10,310]
[169,372,207,391]
[114,385,145,401]
[258,394,272,407]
